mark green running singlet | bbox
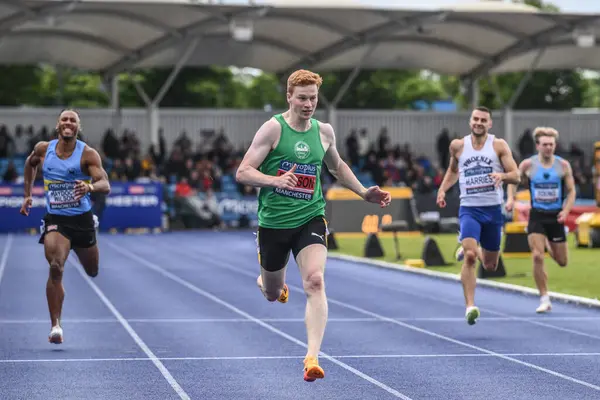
[257,114,326,229]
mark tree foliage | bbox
[0,0,597,110]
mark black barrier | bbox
[412,191,460,233]
[325,187,417,233]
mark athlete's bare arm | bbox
[436,139,463,207]
[20,141,49,216]
[321,123,368,199]
[24,142,48,197]
[236,119,297,190]
[76,146,111,200]
[506,158,532,201]
[493,139,520,185]
[559,159,576,221]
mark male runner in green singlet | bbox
[236,69,391,382]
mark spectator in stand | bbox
[0,125,12,158]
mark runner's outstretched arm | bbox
[321,123,367,199]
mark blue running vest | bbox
[529,155,565,211]
[42,139,92,216]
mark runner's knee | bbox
[303,271,324,294]
[463,249,477,266]
[49,260,64,281]
[532,250,545,265]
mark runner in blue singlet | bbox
[506,127,575,314]
[20,109,111,344]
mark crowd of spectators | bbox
[0,123,596,201]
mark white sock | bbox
[540,294,550,304]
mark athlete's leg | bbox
[460,238,479,304]
[292,217,328,381]
[547,241,568,267]
[71,217,100,278]
[257,265,288,302]
[534,224,568,313]
[528,233,551,312]
[458,210,482,324]
[546,224,568,267]
[295,243,327,381]
[43,231,71,343]
[255,230,289,303]
[479,222,503,271]
[73,245,99,278]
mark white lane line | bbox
[0,234,14,289]
[67,257,190,400]
[106,241,413,400]
[3,352,600,364]
[147,242,600,393]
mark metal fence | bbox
[2,107,598,161]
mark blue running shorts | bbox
[458,205,503,252]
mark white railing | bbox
[1,107,597,161]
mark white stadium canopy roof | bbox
[0,0,598,80]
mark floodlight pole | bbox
[127,38,199,146]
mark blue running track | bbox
[1,231,600,399]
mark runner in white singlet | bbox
[436,106,520,325]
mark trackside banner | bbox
[214,192,259,227]
[0,182,163,233]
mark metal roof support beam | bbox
[7,29,130,54]
[101,7,267,79]
[507,47,546,109]
[131,77,152,107]
[332,43,378,107]
[447,15,525,40]
[374,36,487,59]
[503,47,546,148]
[67,8,183,38]
[278,12,447,76]
[486,75,506,109]
[153,38,199,106]
[106,75,123,138]
[266,11,358,39]
[469,79,479,110]
[126,38,199,146]
[462,15,600,80]
[504,108,514,151]
[0,0,79,38]
[327,43,379,129]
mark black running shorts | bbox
[39,210,98,249]
[256,216,328,272]
[527,208,567,243]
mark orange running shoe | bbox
[277,284,289,303]
[303,356,325,382]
